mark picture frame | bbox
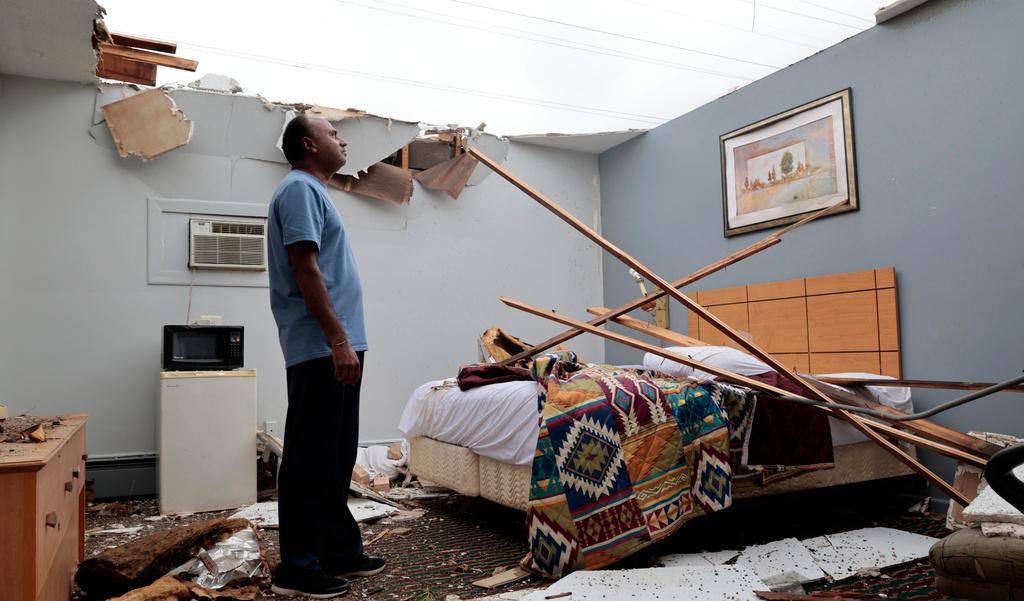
[720,89,857,237]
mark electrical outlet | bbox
[264,420,278,437]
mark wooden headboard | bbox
[685,268,901,377]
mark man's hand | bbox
[332,341,361,385]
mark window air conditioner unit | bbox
[189,219,267,271]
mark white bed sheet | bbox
[398,378,541,465]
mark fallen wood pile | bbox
[76,518,254,599]
[468,146,1011,509]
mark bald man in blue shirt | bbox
[267,115,385,598]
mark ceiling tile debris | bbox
[101,88,194,160]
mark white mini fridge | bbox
[158,369,257,514]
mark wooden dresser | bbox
[0,415,88,601]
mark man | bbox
[267,115,385,598]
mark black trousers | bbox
[278,352,365,571]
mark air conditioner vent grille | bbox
[189,218,268,271]
[212,222,265,236]
[192,235,266,267]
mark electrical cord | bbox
[762,372,1024,422]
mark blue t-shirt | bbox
[268,170,367,367]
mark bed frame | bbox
[409,267,914,511]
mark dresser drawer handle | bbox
[45,512,58,528]
[65,480,74,492]
[73,467,81,478]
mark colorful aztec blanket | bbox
[526,353,758,577]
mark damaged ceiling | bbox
[510,130,647,154]
[0,0,99,84]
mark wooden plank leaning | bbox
[503,298,982,498]
[498,202,847,366]
[592,306,1002,459]
[467,147,971,505]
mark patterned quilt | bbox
[525,353,758,577]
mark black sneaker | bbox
[324,555,386,578]
[271,565,351,598]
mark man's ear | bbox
[302,135,316,154]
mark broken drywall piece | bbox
[348,497,401,522]
[508,129,647,154]
[734,538,826,584]
[981,522,1024,538]
[329,162,413,204]
[800,527,939,581]
[93,84,145,125]
[659,550,739,568]
[306,105,368,120]
[415,153,479,200]
[101,89,194,160]
[334,115,420,176]
[229,497,398,528]
[962,463,1024,526]
[464,132,509,186]
[275,110,420,176]
[520,566,767,601]
[188,74,243,94]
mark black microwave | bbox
[162,325,244,371]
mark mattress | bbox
[408,436,915,511]
[399,378,540,465]
[398,365,913,465]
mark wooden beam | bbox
[595,305,1000,461]
[96,54,156,86]
[98,42,198,72]
[109,32,178,54]
[586,307,703,347]
[815,376,1024,394]
[499,201,846,366]
[502,298,985,487]
[470,148,968,504]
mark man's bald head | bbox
[282,115,318,165]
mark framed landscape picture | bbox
[720,89,857,237]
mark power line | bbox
[449,0,785,69]
[789,0,874,24]
[175,41,670,125]
[336,0,760,82]
[620,0,820,50]
[728,0,865,30]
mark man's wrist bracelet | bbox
[332,340,348,347]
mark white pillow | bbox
[643,346,770,380]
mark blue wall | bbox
[598,0,1024,496]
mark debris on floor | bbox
[800,527,938,581]
[519,566,769,601]
[227,497,399,528]
[166,527,268,589]
[76,518,253,598]
[733,538,826,587]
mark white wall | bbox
[0,74,605,458]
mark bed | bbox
[400,267,917,573]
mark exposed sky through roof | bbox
[98,0,881,135]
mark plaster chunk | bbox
[962,463,1024,526]
[188,73,243,94]
[101,89,194,160]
